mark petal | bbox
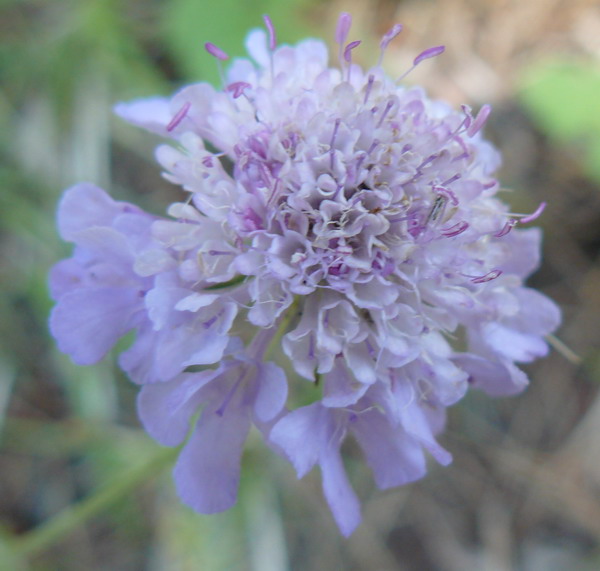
[49,287,140,364]
[254,362,288,422]
[322,359,368,407]
[452,353,529,396]
[351,408,427,489]
[270,403,322,477]
[320,442,362,537]
[482,322,549,363]
[113,97,172,136]
[137,371,216,445]
[173,397,251,513]
[57,183,140,242]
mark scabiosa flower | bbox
[49,14,560,536]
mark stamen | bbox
[520,201,546,224]
[377,99,395,127]
[378,24,403,67]
[263,14,277,50]
[495,202,547,237]
[344,40,361,82]
[225,81,252,99]
[380,24,403,51]
[494,218,516,237]
[344,40,361,63]
[205,42,229,61]
[469,269,502,284]
[336,12,352,67]
[441,174,461,187]
[442,221,469,237]
[467,104,491,137]
[460,104,473,131]
[166,102,191,132]
[413,45,445,66]
[434,186,458,205]
[397,45,445,82]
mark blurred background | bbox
[1,0,599,569]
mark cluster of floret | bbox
[49,14,560,535]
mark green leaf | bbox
[518,62,600,138]
[518,61,600,184]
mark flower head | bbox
[49,14,560,536]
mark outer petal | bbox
[253,362,288,422]
[482,322,549,363]
[452,353,529,396]
[351,408,427,489]
[270,403,322,477]
[137,371,216,445]
[49,287,140,365]
[320,442,362,537]
[113,97,172,136]
[173,396,251,514]
[57,183,141,241]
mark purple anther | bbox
[166,101,191,132]
[226,81,251,98]
[380,24,403,51]
[413,45,445,66]
[205,42,229,61]
[442,221,469,237]
[344,40,361,63]
[461,104,473,130]
[263,14,277,50]
[377,99,395,127]
[494,218,517,237]
[520,201,546,224]
[202,156,214,167]
[470,269,502,284]
[335,12,352,45]
[435,186,459,205]
[467,104,492,137]
[441,174,461,187]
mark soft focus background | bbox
[1,0,599,569]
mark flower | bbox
[49,13,560,536]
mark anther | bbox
[263,14,277,50]
[226,81,251,99]
[469,269,502,284]
[494,218,517,237]
[336,12,352,67]
[398,45,445,82]
[205,42,229,61]
[442,221,469,237]
[467,104,492,137]
[166,102,191,132]
[520,201,546,224]
[377,99,395,127]
[378,24,403,67]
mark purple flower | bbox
[49,13,560,536]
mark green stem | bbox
[11,445,177,559]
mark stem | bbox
[11,445,177,559]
